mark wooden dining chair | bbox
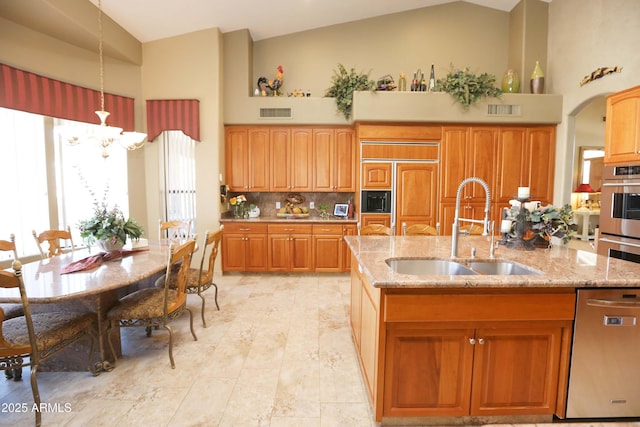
[0,261,98,427]
[0,234,23,320]
[32,226,75,259]
[359,223,393,236]
[106,238,198,369]
[459,224,484,235]
[403,223,440,236]
[158,219,192,242]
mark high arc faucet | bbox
[451,177,491,258]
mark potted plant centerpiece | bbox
[505,203,575,247]
[79,201,144,252]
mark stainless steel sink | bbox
[386,258,477,276]
[467,260,542,275]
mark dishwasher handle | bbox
[587,298,640,308]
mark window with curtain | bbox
[0,107,129,261]
[159,130,196,234]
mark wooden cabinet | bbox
[342,224,357,272]
[395,163,438,234]
[359,213,391,230]
[362,162,392,189]
[313,127,356,192]
[312,223,357,272]
[495,126,555,205]
[224,126,270,192]
[375,291,575,421]
[221,222,268,272]
[270,128,313,191]
[267,224,313,272]
[604,85,640,164]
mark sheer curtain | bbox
[159,130,196,234]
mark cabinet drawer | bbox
[268,223,313,234]
[312,224,343,235]
[385,293,576,322]
[223,222,268,234]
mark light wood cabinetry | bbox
[313,127,356,192]
[270,128,313,191]
[342,224,357,271]
[312,224,343,272]
[267,223,313,272]
[221,222,268,271]
[350,284,575,422]
[359,213,391,230]
[604,85,640,164]
[362,162,392,189]
[395,163,438,232]
[225,127,270,192]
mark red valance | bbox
[0,63,135,130]
[146,99,200,142]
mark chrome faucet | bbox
[451,177,491,258]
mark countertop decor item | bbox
[248,204,260,218]
[229,195,247,218]
[530,60,545,94]
[325,64,375,120]
[501,69,520,93]
[79,202,144,251]
[436,65,502,108]
[504,203,576,246]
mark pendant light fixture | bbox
[63,0,146,158]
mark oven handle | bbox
[599,237,640,249]
[601,182,640,187]
[587,298,640,308]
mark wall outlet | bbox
[309,201,315,209]
[276,201,281,209]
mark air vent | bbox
[487,104,521,116]
[259,108,292,119]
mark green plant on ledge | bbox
[436,65,502,109]
[325,64,375,120]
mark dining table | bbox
[0,241,172,372]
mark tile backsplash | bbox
[226,192,356,217]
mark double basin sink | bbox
[386,258,542,276]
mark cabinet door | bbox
[245,234,268,271]
[225,127,248,191]
[495,127,527,204]
[290,128,313,191]
[440,127,469,201]
[383,326,475,417]
[247,128,270,191]
[290,234,313,272]
[362,162,392,189]
[526,126,555,204]
[343,224,357,272]
[360,213,391,230]
[470,326,564,416]
[438,203,488,237]
[313,128,333,191]
[605,87,640,164]
[313,224,343,272]
[268,233,290,271]
[467,127,497,201]
[350,263,362,349]
[269,128,291,192]
[334,128,356,192]
[221,233,246,271]
[395,163,438,235]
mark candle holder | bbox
[500,196,536,250]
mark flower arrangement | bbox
[506,203,576,244]
[79,201,144,248]
[229,194,247,218]
[436,65,502,108]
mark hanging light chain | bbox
[97,0,105,114]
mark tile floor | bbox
[1,247,638,426]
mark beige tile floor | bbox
[1,252,638,426]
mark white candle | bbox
[524,201,537,212]
[500,219,512,233]
[518,186,530,199]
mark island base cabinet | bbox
[383,322,569,419]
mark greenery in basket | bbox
[79,201,144,248]
[317,203,330,220]
[325,64,375,120]
[435,65,502,108]
[506,204,576,243]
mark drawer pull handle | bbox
[469,338,476,345]
[478,338,485,345]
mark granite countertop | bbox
[220,212,358,224]
[344,235,640,289]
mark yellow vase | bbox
[530,61,545,94]
[501,69,520,93]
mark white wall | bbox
[547,0,640,204]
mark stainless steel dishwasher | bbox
[566,288,640,418]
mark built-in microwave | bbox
[361,190,392,213]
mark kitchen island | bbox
[344,235,640,425]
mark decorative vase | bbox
[248,206,260,218]
[530,60,545,94]
[501,69,520,93]
[96,239,125,253]
[233,204,245,218]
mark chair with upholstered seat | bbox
[0,261,97,426]
[32,226,75,259]
[402,223,440,236]
[158,219,192,242]
[358,223,393,236]
[459,224,484,235]
[106,238,198,369]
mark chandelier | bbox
[62,0,146,158]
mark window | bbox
[159,130,196,234]
[0,107,129,260]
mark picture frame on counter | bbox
[333,203,349,217]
